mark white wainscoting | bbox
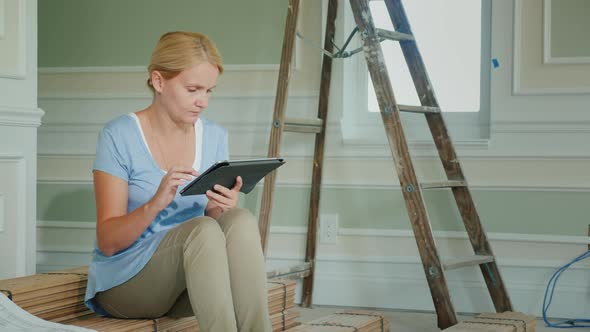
[0,155,27,277]
[37,221,590,319]
[0,193,4,233]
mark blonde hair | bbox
[147,31,224,92]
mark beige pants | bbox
[95,208,272,332]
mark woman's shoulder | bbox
[101,114,136,134]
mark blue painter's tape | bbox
[492,58,500,68]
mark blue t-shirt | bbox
[84,114,228,315]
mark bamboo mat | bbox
[0,267,89,320]
[285,310,389,332]
[0,266,300,332]
[442,311,536,332]
[150,309,300,332]
[65,280,299,332]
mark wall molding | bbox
[38,64,281,74]
[0,193,4,233]
[0,155,27,275]
[37,221,590,246]
[37,93,590,159]
[543,0,590,65]
[0,105,44,127]
[493,120,590,134]
[36,178,590,193]
[0,0,26,79]
[513,0,590,95]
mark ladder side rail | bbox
[348,0,457,328]
[383,0,513,313]
[259,0,301,254]
[301,0,338,308]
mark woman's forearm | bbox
[97,200,161,257]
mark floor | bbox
[296,305,587,331]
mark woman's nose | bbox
[195,95,208,108]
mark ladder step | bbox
[376,28,414,41]
[267,262,312,280]
[284,117,324,134]
[398,104,440,114]
[443,255,495,271]
[421,180,466,190]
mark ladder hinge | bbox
[404,184,415,193]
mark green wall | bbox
[38,183,590,236]
[551,0,590,58]
[39,0,287,67]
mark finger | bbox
[169,173,193,181]
[169,166,198,174]
[206,190,232,205]
[232,176,243,191]
[212,184,232,196]
[169,179,185,188]
[165,180,185,193]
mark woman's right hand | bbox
[149,166,198,212]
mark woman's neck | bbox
[147,103,193,136]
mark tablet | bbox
[179,157,286,196]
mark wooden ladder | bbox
[259,0,513,329]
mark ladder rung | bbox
[284,117,324,134]
[421,180,467,190]
[443,255,495,271]
[267,262,312,280]
[376,28,414,42]
[398,104,440,114]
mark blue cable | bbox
[543,249,590,328]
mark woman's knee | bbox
[184,217,225,249]
[217,208,259,235]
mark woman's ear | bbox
[151,71,165,93]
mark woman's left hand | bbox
[206,176,242,213]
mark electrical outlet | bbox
[320,214,339,244]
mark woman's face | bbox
[154,61,220,124]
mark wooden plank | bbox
[397,104,440,114]
[383,0,513,321]
[18,286,86,307]
[287,310,389,332]
[267,262,311,280]
[443,255,494,271]
[37,304,89,321]
[376,28,413,41]
[258,0,301,254]
[268,263,311,281]
[0,273,87,296]
[284,117,324,133]
[12,284,87,303]
[301,0,338,309]
[348,0,457,329]
[420,180,466,190]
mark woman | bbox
[84,31,272,332]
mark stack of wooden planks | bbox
[442,312,536,332]
[0,266,300,331]
[0,266,90,323]
[285,310,389,332]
